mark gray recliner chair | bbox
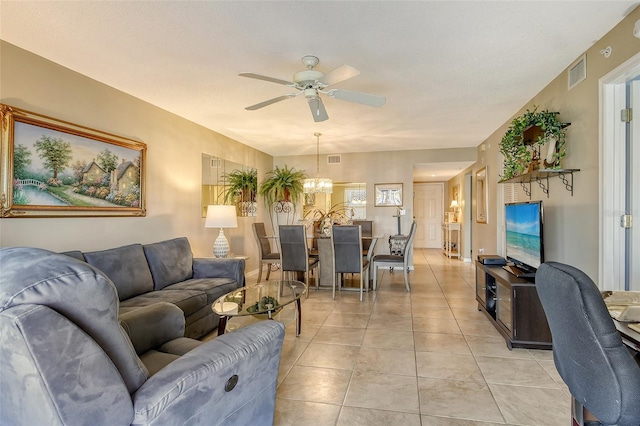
[536,262,640,426]
[0,247,285,426]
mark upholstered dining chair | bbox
[278,225,319,295]
[353,220,373,257]
[252,222,280,283]
[371,221,417,292]
[536,262,640,426]
[331,225,372,301]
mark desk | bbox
[615,321,640,353]
[603,291,640,353]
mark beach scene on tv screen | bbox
[506,203,541,268]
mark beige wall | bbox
[0,41,273,271]
[276,148,476,246]
[464,7,640,281]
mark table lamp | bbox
[449,199,459,222]
[205,205,238,258]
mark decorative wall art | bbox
[1,104,146,217]
[374,183,403,207]
[476,167,488,223]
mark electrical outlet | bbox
[478,248,485,254]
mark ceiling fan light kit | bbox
[240,55,385,122]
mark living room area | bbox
[2,2,640,425]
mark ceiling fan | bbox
[239,55,386,122]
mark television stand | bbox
[476,261,552,350]
[502,264,536,279]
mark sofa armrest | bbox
[131,320,284,425]
[193,257,246,288]
[119,302,185,355]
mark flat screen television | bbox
[504,201,544,277]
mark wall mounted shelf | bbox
[499,169,580,199]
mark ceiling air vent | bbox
[568,54,587,90]
[327,155,341,165]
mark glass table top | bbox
[212,280,306,317]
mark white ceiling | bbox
[0,1,635,168]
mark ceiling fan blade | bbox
[326,89,386,107]
[308,97,329,122]
[239,72,295,86]
[318,65,360,86]
[245,94,297,110]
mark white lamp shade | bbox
[205,205,238,228]
[449,200,459,209]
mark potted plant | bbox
[499,107,568,180]
[222,168,257,203]
[302,202,353,236]
[258,165,307,207]
[223,168,258,216]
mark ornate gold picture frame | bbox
[1,104,146,217]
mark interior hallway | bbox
[263,248,570,425]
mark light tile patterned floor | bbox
[242,248,571,425]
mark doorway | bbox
[413,183,444,248]
[600,52,640,291]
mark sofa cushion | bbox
[161,277,238,304]
[143,237,194,290]
[119,289,207,317]
[84,244,154,301]
[60,250,86,262]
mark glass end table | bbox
[212,280,306,336]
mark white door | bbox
[414,183,443,248]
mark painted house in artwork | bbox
[111,159,139,193]
[82,159,105,183]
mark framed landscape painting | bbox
[0,104,146,217]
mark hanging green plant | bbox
[499,106,569,180]
[222,168,258,204]
[258,165,307,207]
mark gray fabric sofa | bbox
[64,237,244,339]
[0,247,285,425]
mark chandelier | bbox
[303,133,333,194]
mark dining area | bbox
[252,218,417,302]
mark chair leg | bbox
[372,265,378,291]
[332,272,336,300]
[257,263,263,283]
[359,271,364,302]
[404,267,410,292]
[265,263,271,281]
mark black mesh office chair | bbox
[279,225,319,295]
[536,262,640,426]
[252,222,280,283]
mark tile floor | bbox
[236,248,571,425]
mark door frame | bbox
[599,51,640,290]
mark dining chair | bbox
[252,222,281,283]
[353,220,373,257]
[536,262,640,426]
[330,225,372,301]
[278,225,319,295]
[372,221,417,292]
